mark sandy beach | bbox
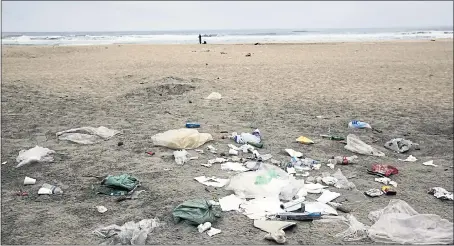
[1,40,453,244]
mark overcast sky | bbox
[2,1,453,32]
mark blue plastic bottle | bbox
[185,122,200,128]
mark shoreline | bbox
[2,38,453,47]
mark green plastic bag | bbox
[172,199,219,225]
[95,174,139,196]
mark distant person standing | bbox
[198,34,202,44]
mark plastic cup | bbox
[24,176,36,185]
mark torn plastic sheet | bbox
[241,196,285,220]
[219,194,245,211]
[93,218,162,245]
[314,214,369,242]
[16,146,55,168]
[428,187,453,201]
[368,199,453,244]
[194,176,229,188]
[305,201,338,215]
[57,126,120,144]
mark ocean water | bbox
[2,27,453,46]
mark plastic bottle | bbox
[185,122,201,128]
[240,133,261,144]
[300,158,319,166]
[329,155,358,165]
[348,120,372,129]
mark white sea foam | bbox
[2,29,452,46]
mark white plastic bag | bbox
[368,199,453,244]
[314,214,369,242]
[56,126,120,144]
[151,128,213,149]
[16,146,55,168]
[344,134,385,157]
[93,218,162,245]
[226,164,290,199]
[173,150,189,165]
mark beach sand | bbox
[1,41,453,244]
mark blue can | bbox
[185,122,200,128]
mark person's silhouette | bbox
[198,34,202,44]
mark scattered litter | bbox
[56,126,121,144]
[276,212,322,221]
[285,149,303,158]
[207,227,222,237]
[189,156,198,160]
[207,145,217,153]
[194,176,229,188]
[185,122,201,128]
[146,151,155,156]
[254,220,296,244]
[232,129,262,146]
[428,187,453,201]
[364,188,383,197]
[94,174,140,196]
[241,196,284,220]
[96,206,108,213]
[228,149,239,155]
[16,191,28,196]
[2,161,7,165]
[327,202,351,213]
[228,144,239,150]
[304,183,328,194]
[389,181,398,187]
[221,162,248,172]
[384,138,419,153]
[260,154,273,161]
[317,190,341,203]
[423,160,437,167]
[328,156,358,169]
[246,161,260,171]
[314,214,369,241]
[333,169,356,190]
[201,163,212,168]
[368,164,399,177]
[173,198,219,225]
[173,150,190,165]
[286,167,296,175]
[375,177,391,185]
[206,92,222,100]
[368,199,453,244]
[195,149,204,153]
[16,146,55,168]
[38,183,63,195]
[24,176,36,185]
[151,128,213,150]
[381,186,397,195]
[322,176,338,186]
[295,172,310,177]
[280,197,305,211]
[208,200,220,206]
[208,158,227,164]
[93,218,162,245]
[219,194,244,211]
[197,222,212,233]
[348,120,372,129]
[320,134,345,141]
[296,136,314,144]
[305,201,338,215]
[238,144,255,153]
[344,134,385,157]
[399,155,417,162]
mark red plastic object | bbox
[146,151,155,156]
[370,164,399,177]
[16,191,28,196]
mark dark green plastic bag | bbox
[172,199,219,225]
[95,174,139,196]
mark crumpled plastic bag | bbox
[345,134,385,157]
[16,146,55,168]
[333,169,356,190]
[368,199,453,244]
[151,128,213,150]
[173,198,219,225]
[428,187,453,201]
[314,214,369,241]
[173,150,189,165]
[384,138,419,153]
[93,218,162,245]
[56,126,120,144]
[95,174,140,196]
[226,164,290,199]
